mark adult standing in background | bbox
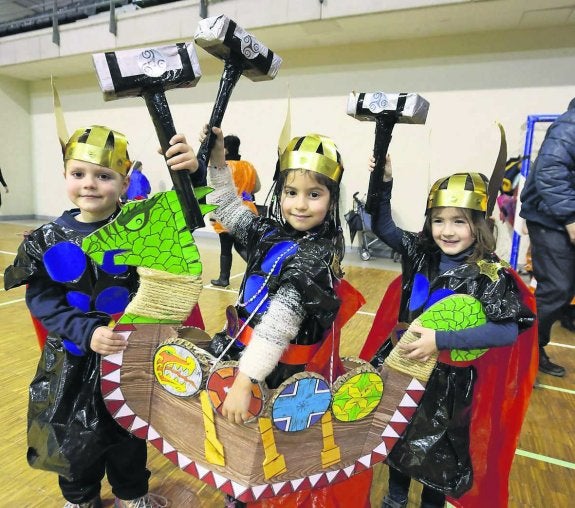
[520,97,575,378]
[0,166,9,207]
[210,134,261,287]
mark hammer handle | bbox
[143,89,205,231]
[365,115,398,215]
[197,54,244,166]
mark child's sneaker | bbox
[114,493,168,508]
[63,496,103,508]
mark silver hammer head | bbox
[347,92,429,124]
[92,42,202,100]
[194,15,282,81]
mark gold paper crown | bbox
[279,134,343,183]
[427,172,488,212]
[64,125,131,176]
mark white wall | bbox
[0,76,33,217]
[2,11,575,268]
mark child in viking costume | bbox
[365,156,537,508]
[203,126,372,507]
[4,126,197,508]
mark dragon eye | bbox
[124,212,147,231]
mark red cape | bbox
[360,273,538,507]
[449,270,538,507]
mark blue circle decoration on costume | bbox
[44,242,86,283]
[425,288,456,309]
[243,274,270,314]
[241,241,298,315]
[101,250,128,275]
[67,291,91,312]
[261,241,297,275]
[409,273,430,311]
[272,376,331,432]
[95,286,131,314]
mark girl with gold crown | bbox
[4,125,197,508]
[201,126,373,507]
[364,156,538,508]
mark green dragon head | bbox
[82,189,216,276]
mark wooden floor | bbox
[1,220,573,508]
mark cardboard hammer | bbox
[194,15,282,165]
[92,42,205,232]
[347,92,430,214]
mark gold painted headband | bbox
[427,173,488,212]
[279,134,343,183]
[279,151,343,183]
[64,126,131,176]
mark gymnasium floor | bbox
[1,219,573,507]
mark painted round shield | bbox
[331,360,383,422]
[153,338,209,397]
[270,372,331,432]
[205,361,266,420]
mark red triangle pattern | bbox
[164,450,179,465]
[353,460,369,473]
[274,482,295,497]
[101,360,120,377]
[390,421,409,436]
[370,450,387,464]
[183,462,198,477]
[131,424,149,440]
[295,477,312,492]
[101,379,119,397]
[115,414,136,429]
[383,436,399,452]
[406,388,425,403]
[314,474,331,489]
[104,399,124,416]
[237,489,256,503]
[216,479,232,493]
[397,405,418,421]
[202,471,216,488]
[148,437,163,450]
[247,485,274,502]
[332,470,350,484]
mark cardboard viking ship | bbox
[81,188,492,503]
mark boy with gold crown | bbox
[4,125,196,508]
[200,126,373,507]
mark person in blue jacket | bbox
[520,97,575,377]
[123,160,151,201]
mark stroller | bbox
[345,192,400,262]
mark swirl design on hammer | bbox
[138,49,167,77]
[367,92,388,114]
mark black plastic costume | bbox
[4,209,143,481]
[4,210,138,353]
[210,218,341,389]
[372,228,534,497]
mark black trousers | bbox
[219,231,247,262]
[59,435,149,503]
[527,221,575,347]
[388,466,446,507]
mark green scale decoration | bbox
[418,294,488,362]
